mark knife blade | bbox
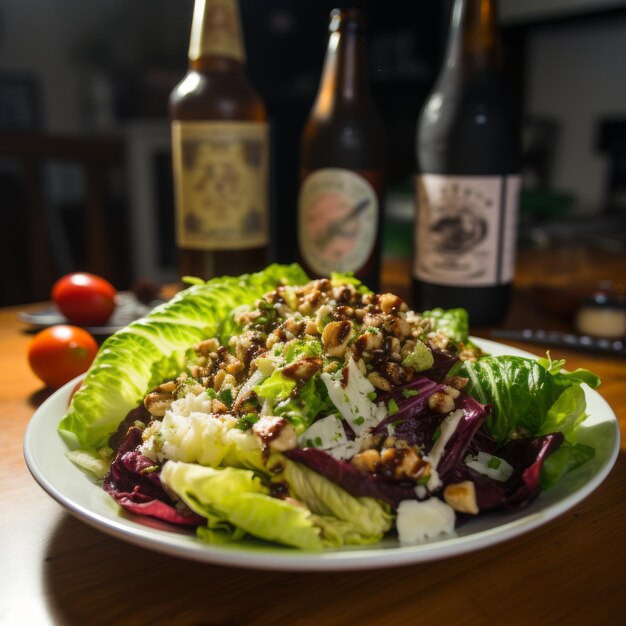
[489,328,626,356]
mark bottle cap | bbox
[329,7,366,34]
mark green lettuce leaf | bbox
[537,355,601,389]
[273,376,334,434]
[161,461,324,550]
[283,337,323,363]
[461,355,600,446]
[540,443,596,490]
[537,385,589,441]
[221,447,392,547]
[422,307,469,344]
[330,272,372,294]
[254,369,296,403]
[279,457,393,544]
[58,264,309,450]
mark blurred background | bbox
[1,0,625,306]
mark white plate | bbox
[23,338,620,571]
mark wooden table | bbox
[1,258,625,626]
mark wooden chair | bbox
[0,132,125,304]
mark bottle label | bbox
[414,174,520,286]
[172,120,269,250]
[189,0,245,62]
[298,168,378,276]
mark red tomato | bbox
[28,325,98,389]
[52,272,117,326]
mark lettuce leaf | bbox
[461,355,600,447]
[273,375,334,435]
[58,264,309,450]
[540,442,596,490]
[161,451,392,549]
[422,307,469,344]
[279,456,393,543]
[161,461,325,550]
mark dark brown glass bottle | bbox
[170,0,269,280]
[413,0,521,325]
[298,8,385,291]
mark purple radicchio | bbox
[103,426,203,527]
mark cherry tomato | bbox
[52,272,117,326]
[28,325,98,389]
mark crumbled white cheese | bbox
[314,358,388,460]
[321,358,386,437]
[140,392,256,466]
[465,451,514,482]
[396,498,456,544]
[427,409,465,469]
[298,414,348,450]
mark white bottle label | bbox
[414,174,520,287]
[298,168,378,276]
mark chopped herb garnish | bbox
[141,465,160,474]
[236,413,260,431]
[387,399,399,416]
[353,416,365,425]
[432,426,441,442]
[488,456,502,469]
[206,388,217,399]
[314,436,323,446]
[401,389,419,398]
[367,391,377,401]
[218,387,234,407]
[416,474,430,485]
[366,326,379,334]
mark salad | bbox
[59,264,600,550]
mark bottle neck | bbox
[444,0,502,73]
[188,0,246,70]
[312,18,372,119]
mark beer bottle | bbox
[170,0,269,280]
[413,0,521,325]
[298,8,385,291]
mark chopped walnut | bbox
[444,375,469,391]
[351,449,381,473]
[143,381,177,417]
[443,481,479,514]
[321,320,353,357]
[428,390,456,414]
[367,371,392,392]
[378,293,408,315]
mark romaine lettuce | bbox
[161,461,325,550]
[422,307,470,344]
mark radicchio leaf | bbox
[449,432,564,511]
[284,448,416,509]
[103,426,203,527]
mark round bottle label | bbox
[298,168,378,276]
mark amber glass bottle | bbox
[414,0,521,325]
[298,8,385,291]
[170,0,269,280]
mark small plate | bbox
[18,293,161,336]
[23,339,620,571]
